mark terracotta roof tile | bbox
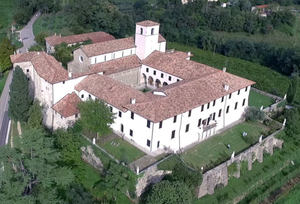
[158,34,166,42]
[75,74,149,111]
[142,51,218,79]
[10,52,69,84]
[52,92,81,118]
[45,31,115,46]
[81,37,135,57]
[136,20,160,27]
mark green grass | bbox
[248,90,274,109]
[97,135,145,164]
[167,42,299,103]
[0,71,9,97]
[180,122,269,171]
[0,0,16,41]
[275,182,300,204]
[33,13,73,37]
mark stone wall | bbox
[81,146,103,171]
[136,165,172,197]
[196,130,284,198]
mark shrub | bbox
[228,162,238,177]
[244,106,265,122]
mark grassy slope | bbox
[0,0,16,41]
[248,90,274,109]
[167,42,298,102]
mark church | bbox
[10,20,255,152]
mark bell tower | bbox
[135,20,160,60]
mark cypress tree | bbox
[287,74,299,103]
[8,66,32,122]
[0,38,14,72]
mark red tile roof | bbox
[45,31,115,46]
[10,52,69,84]
[142,51,218,79]
[52,92,81,118]
[75,74,149,111]
[136,20,160,27]
[81,37,135,57]
[256,5,268,9]
[158,34,166,42]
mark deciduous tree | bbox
[0,38,14,72]
[27,100,43,130]
[77,99,115,138]
[8,66,32,122]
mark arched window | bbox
[151,28,154,35]
[140,28,143,34]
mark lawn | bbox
[97,134,145,164]
[248,90,274,109]
[180,122,269,171]
[33,13,73,37]
[0,72,9,97]
[0,0,16,41]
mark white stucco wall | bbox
[90,48,136,65]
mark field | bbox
[167,42,297,103]
[0,0,16,42]
[180,122,268,171]
[248,90,274,109]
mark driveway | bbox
[18,12,40,53]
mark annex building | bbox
[10,20,255,152]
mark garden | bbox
[248,90,274,109]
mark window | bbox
[245,87,248,92]
[81,94,84,98]
[104,55,106,61]
[238,90,240,95]
[201,105,204,112]
[147,139,150,147]
[213,112,216,120]
[185,124,189,132]
[147,120,151,128]
[173,115,177,123]
[157,141,160,148]
[63,81,65,84]
[229,93,232,99]
[198,119,202,127]
[171,130,175,139]
[221,96,224,102]
[153,70,156,75]
[79,56,83,63]
[159,121,163,129]
[61,115,63,119]
[89,94,91,99]
[188,110,192,117]
[218,109,222,117]
[120,124,124,132]
[151,28,154,35]
[213,100,216,106]
[207,102,210,109]
[235,102,238,110]
[226,106,230,114]
[168,76,172,81]
[161,73,164,78]
[110,106,112,112]
[177,79,180,82]
[75,114,78,118]
[242,98,246,106]
[146,68,149,72]
[119,111,122,117]
[26,69,29,72]
[130,129,133,136]
[140,28,143,34]
[131,112,134,119]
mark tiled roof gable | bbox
[52,92,81,118]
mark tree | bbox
[27,100,43,130]
[142,180,193,204]
[77,99,115,138]
[244,106,265,122]
[8,66,32,122]
[0,38,14,72]
[287,74,299,103]
[34,32,49,51]
[53,43,73,69]
[0,129,74,203]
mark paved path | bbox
[0,71,13,145]
[18,12,40,53]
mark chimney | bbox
[37,52,40,55]
[223,67,226,72]
[187,51,191,56]
[55,33,56,36]
[60,33,61,37]
[68,72,72,78]
[131,98,136,104]
[224,84,229,91]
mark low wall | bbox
[196,130,284,198]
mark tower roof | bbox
[136,20,160,27]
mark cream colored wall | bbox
[109,67,140,87]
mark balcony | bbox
[202,121,217,132]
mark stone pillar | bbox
[268,138,274,155]
[247,152,252,171]
[256,146,264,163]
[234,161,241,178]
